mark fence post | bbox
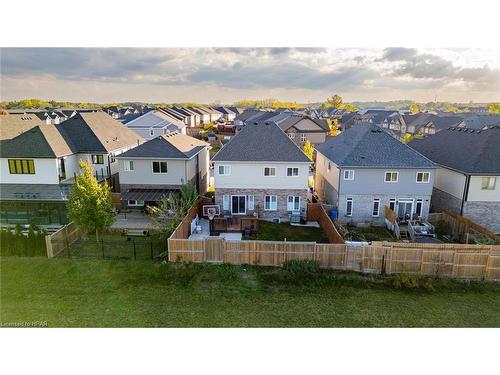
[133,239,137,260]
[101,239,105,259]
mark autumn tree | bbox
[303,140,314,160]
[327,118,340,136]
[0,108,9,115]
[488,103,500,114]
[67,161,115,241]
[409,103,421,114]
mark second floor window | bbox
[92,155,104,164]
[287,167,299,177]
[124,161,134,171]
[416,171,430,183]
[218,165,231,176]
[481,177,496,190]
[384,171,399,183]
[8,159,35,174]
[152,161,168,174]
[300,133,307,142]
[343,170,354,180]
[264,167,276,177]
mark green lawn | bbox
[1,257,499,327]
[244,221,329,243]
[343,224,395,242]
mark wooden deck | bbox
[213,216,259,234]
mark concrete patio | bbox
[188,218,242,241]
[111,211,153,230]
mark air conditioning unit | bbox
[272,218,281,224]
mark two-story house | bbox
[122,109,186,140]
[116,133,210,208]
[409,126,500,233]
[315,125,436,225]
[212,121,311,222]
[275,115,329,146]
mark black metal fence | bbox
[54,237,167,260]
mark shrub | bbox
[283,259,320,274]
[435,220,451,236]
[393,273,419,290]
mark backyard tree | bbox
[327,118,340,136]
[67,161,115,242]
[303,140,314,160]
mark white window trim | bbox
[372,198,380,217]
[218,165,231,176]
[415,198,423,217]
[264,166,277,177]
[286,167,299,177]
[300,133,307,142]
[384,171,399,183]
[152,161,168,174]
[264,195,278,211]
[124,160,134,172]
[287,196,300,211]
[481,177,496,190]
[128,200,144,207]
[247,195,255,211]
[389,198,396,212]
[343,170,354,180]
[416,171,430,183]
[346,197,353,217]
[222,195,230,210]
[231,195,247,215]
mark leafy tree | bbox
[303,140,314,160]
[326,94,343,109]
[327,118,340,136]
[488,103,500,114]
[67,161,115,241]
[341,103,358,112]
[409,103,421,114]
[148,183,198,240]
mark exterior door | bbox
[397,200,413,221]
[231,195,246,215]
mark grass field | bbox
[243,221,329,243]
[1,257,499,327]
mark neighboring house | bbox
[0,114,45,140]
[160,107,198,127]
[116,133,210,208]
[122,110,186,140]
[315,125,436,225]
[212,106,236,122]
[275,115,329,146]
[409,126,500,233]
[212,121,311,222]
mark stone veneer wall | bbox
[214,188,308,222]
[337,193,431,226]
[463,201,500,234]
[430,187,463,214]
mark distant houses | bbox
[122,109,187,140]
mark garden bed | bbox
[243,220,329,243]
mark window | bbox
[416,172,430,183]
[222,195,230,210]
[91,155,104,164]
[149,129,154,136]
[343,170,354,180]
[128,200,144,207]
[481,177,496,190]
[384,171,399,183]
[287,196,300,211]
[389,198,396,212]
[288,133,295,139]
[8,159,35,174]
[264,167,276,177]
[264,195,277,211]
[300,133,307,142]
[152,161,168,174]
[415,199,423,217]
[346,197,353,216]
[372,198,380,217]
[287,167,299,177]
[124,160,134,171]
[247,195,255,211]
[218,165,231,176]
[110,153,116,163]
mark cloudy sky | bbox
[1,48,499,104]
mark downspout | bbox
[460,174,470,216]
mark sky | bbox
[1,47,499,104]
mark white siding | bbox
[434,167,466,199]
[467,175,500,202]
[118,158,187,186]
[0,158,59,184]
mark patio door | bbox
[231,195,246,215]
[397,200,413,221]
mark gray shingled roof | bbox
[57,112,143,153]
[316,124,436,169]
[212,121,311,163]
[117,133,208,159]
[408,126,500,175]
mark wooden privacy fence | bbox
[306,203,344,243]
[168,238,500,281]
[428,210,499,243]
[170,196,213,239]
[45,222,82,258]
